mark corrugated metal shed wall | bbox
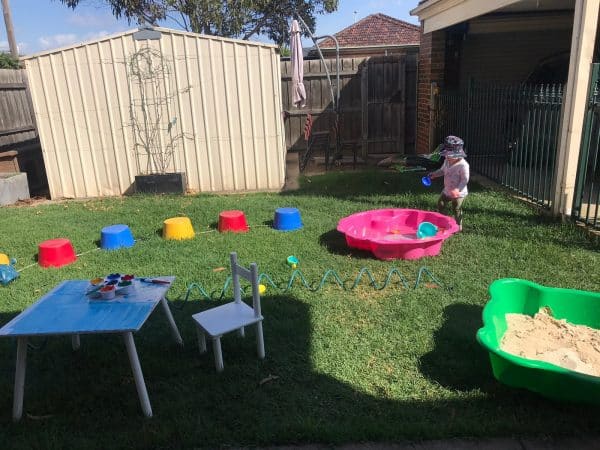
[23,28,285,199]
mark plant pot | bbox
[0,172,30,205]
[135,172,186,194]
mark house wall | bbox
[458,29,573,86]
[416,27,446,154]
[22,28,285,199]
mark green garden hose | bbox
[170,266,448,309]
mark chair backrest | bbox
[230,252,261,318]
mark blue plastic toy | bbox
[0,258,19,286]
[101,224,135,250]
[274,208,303,231]
[421,176,432,187]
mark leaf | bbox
[259,374,279,386]
[26,413,54,420]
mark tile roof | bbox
[318,13,420,49]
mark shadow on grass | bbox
[281,170,490,201]
[0,293,599,448]
[419,303,495,392]
[318,229,373,259]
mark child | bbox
[428,136,470,230]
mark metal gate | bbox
[436,81,563,208]
[573,63,600,229]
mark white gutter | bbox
[410,0,522,33]
[410,0,446,17]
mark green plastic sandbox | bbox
[477,278,600,404]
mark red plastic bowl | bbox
[218,210,249,233]
[337,209,459,260]
[38,238,77,268]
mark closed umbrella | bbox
[290,19,306,108]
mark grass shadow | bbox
[1,289,599,448]
[280,170,490,201]
[318,228,373,259]
[419,303,495,392]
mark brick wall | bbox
[416,27,446,154]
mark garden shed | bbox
[21,27,285,199]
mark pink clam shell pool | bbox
[337,208,459,260]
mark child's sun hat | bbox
[440,135,466,159]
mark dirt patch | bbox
[501,308,600,377]
[10,196,52,207]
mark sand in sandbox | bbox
[500,308,600,377]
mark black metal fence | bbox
[436,81,563,208]
[573,63,600,229]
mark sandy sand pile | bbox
[501,308,600,377]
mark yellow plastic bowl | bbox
[163,217,195,240]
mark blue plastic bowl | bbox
[273,207,303,231]
[100,224,135,250]
[421,176,432,187]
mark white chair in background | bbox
[191,252,265,372]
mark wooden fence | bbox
[0,68,47,194]
[281,53,417,161]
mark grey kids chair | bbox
[191,252,265,372]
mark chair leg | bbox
[196,327,207,354]
[256,321,265,359]
[71,334,81,351]
[212,337,224,372]
[238,326,245,338]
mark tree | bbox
[0,52,20,69]
[57,0,338,45]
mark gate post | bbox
[572,63,599,218]
[552,0,600,217]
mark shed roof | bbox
[318,13,420,49]
[21,26,277,60]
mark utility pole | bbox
[2,0,18,58]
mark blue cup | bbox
[273,207,303,231]
[421,176,432,187]
[100,224,135,250]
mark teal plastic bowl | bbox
[477,278,600,404]
[416,221,438,238]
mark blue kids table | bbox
[0,277,182,421]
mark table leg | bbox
[13,336,28,421]
[72,334,80,350]
[160,296,183,346]
[123,332,152,418]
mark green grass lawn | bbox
[0,170,599,449]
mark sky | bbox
[1,0,420,56]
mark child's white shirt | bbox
[433,159,470,198]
